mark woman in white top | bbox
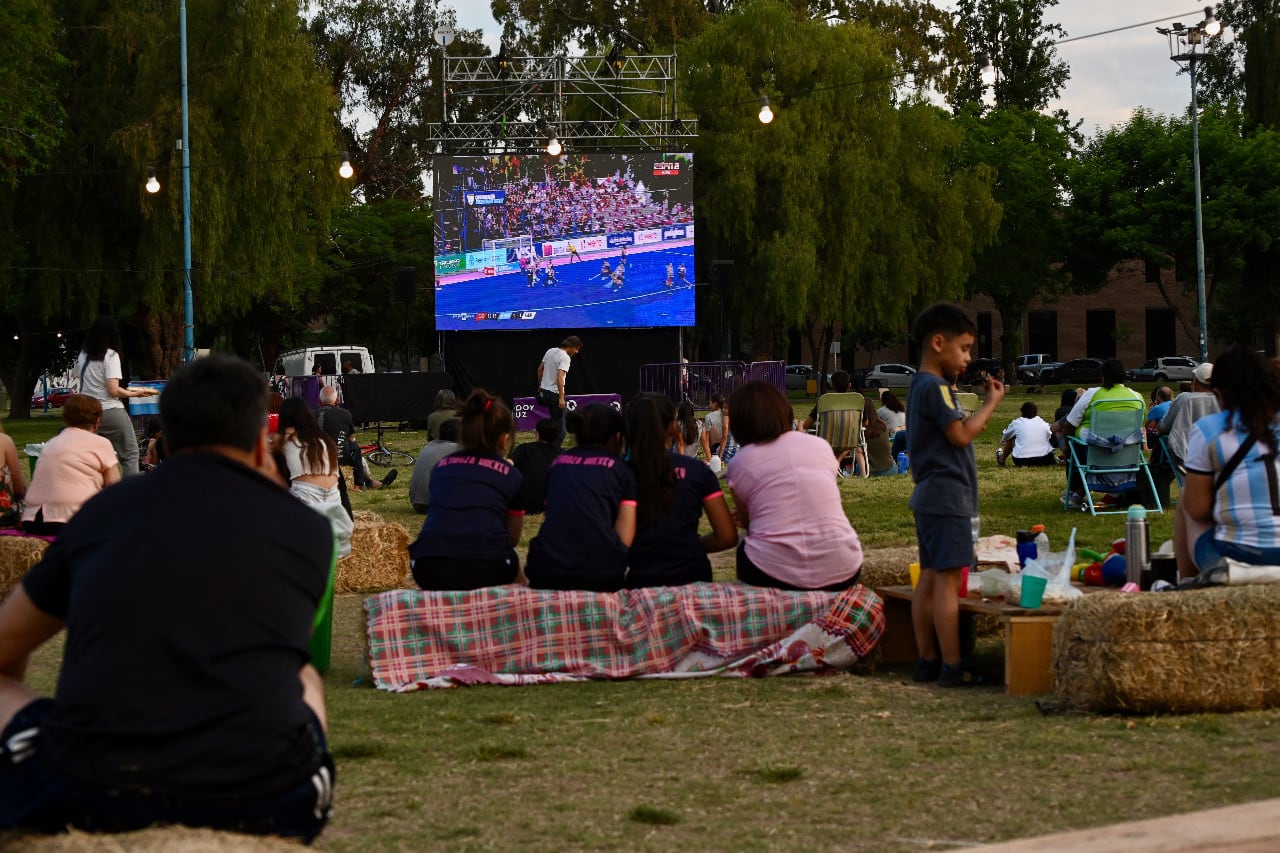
[273,397,353,557]
[876,389,907,435]
[76,318,157,477]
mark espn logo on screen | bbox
[652,162,680,176]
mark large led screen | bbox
[433,152,695,330]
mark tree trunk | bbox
[133,310,185,378]
[996,298,1026,381]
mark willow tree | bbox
[681,0,999,364]
[0,0,344,412]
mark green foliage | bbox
[1198,0,1280,131]
[1068,105,1280,346]
[681,0,999,356]
[950,0,1069,114]
[0,0,68,181]
[0,0,346,397]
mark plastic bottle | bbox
[1033,524,1049,558]
[1015,530,1036,568]
[1125,505,1149,587]
[896,451,909,474]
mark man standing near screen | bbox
[537,336,583,447]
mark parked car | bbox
[1130,356,1200,383]
[1015,353,1060,385]
[847,367,871,390]
[1040,358,1106,385]
[962,358,1003,385]
[785,364,820,391]
[30,386,76,408]
[864,363,916,389]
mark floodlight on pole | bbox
[757,95,773,124]
[1157,5,1221,362]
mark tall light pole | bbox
[180,0,194,363]
[1158,6,1221,363]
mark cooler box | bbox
[127,381,166,417]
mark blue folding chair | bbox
[1065,401,1163,515]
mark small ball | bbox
[1101,553,1127,587]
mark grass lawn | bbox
[8,384,1280,851]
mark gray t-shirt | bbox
[906,372,976,518]
[1160,391,1220,462]
[408,439,460,510]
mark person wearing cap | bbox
[1158,361,1220,499]
[536,335,583,447]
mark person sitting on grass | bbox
[525,404,636,592]
[1175,347,1280,582]
[0,354,335,842]
[409,417,461,515]
[856,403,897,477]
[426,389,460,442]
[20,395,120,536]
[700,394,726,460]
[674,400,702,457]
[0,412,28,527]
[409,390,525,591]
[907,303,1004,687]
[509,417,560,514]
[273,397,353,558]
[996,401,1056,467]
[725,381,863,590]
[624,394,737,588]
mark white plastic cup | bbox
[709,455,722,474]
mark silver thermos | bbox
[1125,505,1149,587]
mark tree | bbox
[309,0,488,201]
[681,0,999,363]
[0,0,67,182]
[948,0,1075,375]
[1198,0,1280,131]
[1067,106,1280,347]
[0,0,346,416]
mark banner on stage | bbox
[513,393,622,431]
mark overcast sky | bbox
[451,2,1226,135]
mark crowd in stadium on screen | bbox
[451,157,692,245]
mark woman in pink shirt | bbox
[725,382,863,590]
[22,395,121,535]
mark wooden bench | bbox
[875,584,1070,696]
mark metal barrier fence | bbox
[637,360,784,408]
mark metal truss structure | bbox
[427,53,697,154]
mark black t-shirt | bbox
[316,404,357,463]
[21,452,333,799]
[626,453,722,587]
[526,446,637,590]
[906,373,976,517]
[510,440,561,513]
[408,451,524,561]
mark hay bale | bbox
[858,545,917,589]
[335,510,410,593]
[2,826,304,850]
[0,536,50,602]
[1054,585,1280,714]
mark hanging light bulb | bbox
[339,152,355,179]
[979,54,997,87]
[546,136,562,156]
[145,168,161,194]
[1201,7,1221,37]
[758,95,773,124]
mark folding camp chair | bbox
[1158,434,1186,489]
[1064,400,1163,515]
[815,392,868,478]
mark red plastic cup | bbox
[959,566,970,598]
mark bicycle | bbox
[357,423,416,467]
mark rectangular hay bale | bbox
[335,510,411,594]
[1053,586,1280,714]
[0,535,50,602]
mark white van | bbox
[273,346,375,376]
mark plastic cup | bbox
[959,566,970,598]
[909,562,921,589]
[1020,574,1047,609]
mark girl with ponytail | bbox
[409,389,525,590]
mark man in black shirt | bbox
[316,385,396,496]
[510,417,563,514]
[0,355,336,842]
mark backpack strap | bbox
[1215,434,1257,493]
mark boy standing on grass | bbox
[907,304,1005,687]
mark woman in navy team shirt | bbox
[409,389,525,590]
[526,404,637,591]
[625,394,738,587]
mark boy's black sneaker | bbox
[912,657,941,682]
[938,660,999,688]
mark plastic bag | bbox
[1021,527,1082,602]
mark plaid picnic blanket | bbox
[364,582,884,690]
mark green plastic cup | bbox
[1020,574,1047,609]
